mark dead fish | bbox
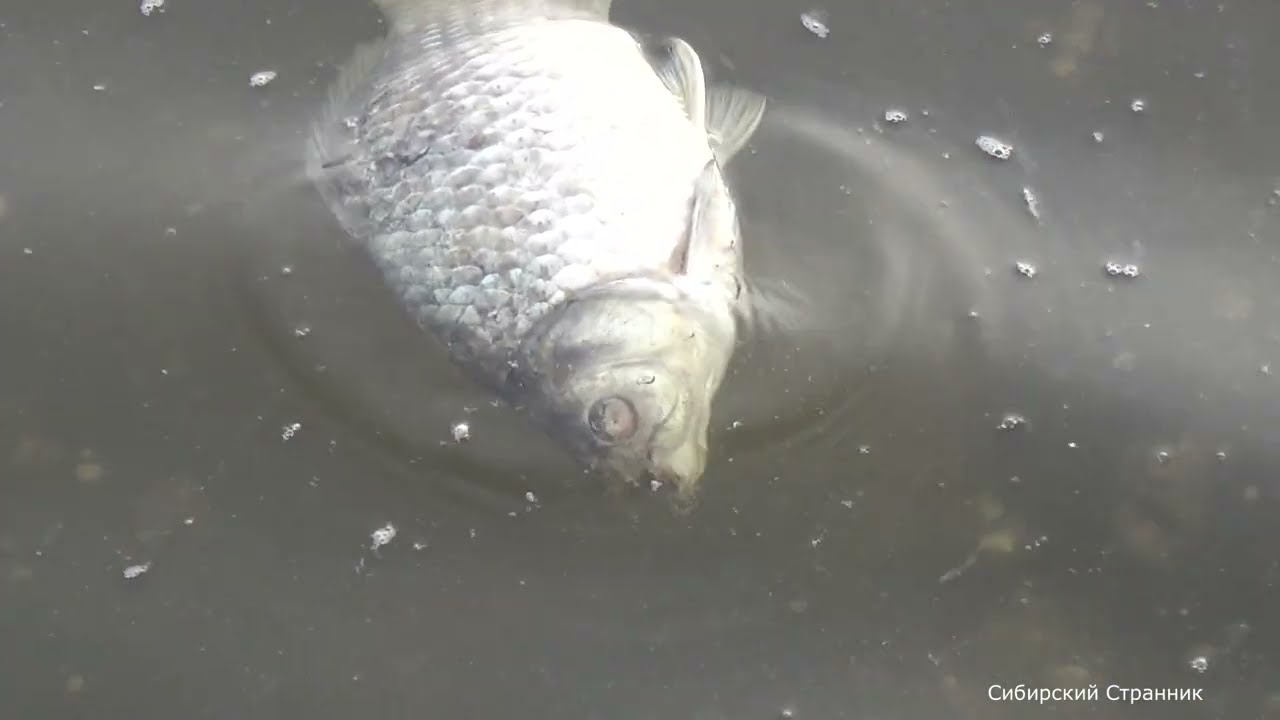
[307,0,767,498]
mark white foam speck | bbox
[249,71,277,88]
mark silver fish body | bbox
[309,0,766,496]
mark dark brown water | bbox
[3,1,1279,718]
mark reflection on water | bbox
[2,0,1280,717]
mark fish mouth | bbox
[582,433,706,497]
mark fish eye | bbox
[587,396,638,444]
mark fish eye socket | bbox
[587,396,638,443]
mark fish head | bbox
[509,277,738,497]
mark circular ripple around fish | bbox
[705,100,1029,467]
[230,92,1037,512]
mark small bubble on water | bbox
[1037,32,1054,47]
[451,422,471,443]
[1130,98,1147,113]
[1215,450,1228,461]
[857,445,871,455]
[997,414,1026,431]
[524,491,539,505]
[976,135,1014,160]
[1092,131,1105,143]
[122,562,151,580]
[730,420,744,430]
[369,523,396,550]
[1193,70,1207,79]
[92,83,106,92]
[800,9,830,38]
[1067,442,1079,449]
[1104,261,1141,278]
[1260,364,1272,376]
[649,479,663,492]
[249,70,278,88]
[139,0,165,16]
[884,108,909,124]
[278,265,294,277]
[1155,449,1172,464]
[1015,260,1038,278]
[1188,655,1209,673]
[293,325,312,338]
[412,540,428,551]
[281,422,301,442]
[22,247,33,255]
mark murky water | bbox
[3,0,1279,718]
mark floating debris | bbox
[1188,656,1209,673]
[1022,187,1041,221]
[22,247,33,255]
[1092,130,1105,143]
[249,70,278,88]
[800,9,830,38]
[649,479,664,492]
[412,540,428,551]
[997,414,1027,431]
[451,422,471,443]
[369,523,396,550]
[857,444,871,455]
[92,83,106,92]
[281,422,301,442]
[1037,32,1054,47]
[730,420,744,430]
[183,516,195,525]
[1104,261,1141,278]
[75,458,105,484]
[976,135,1014,160]
[122,562,151,580]
[293,325,312,338]
[139,0,165,16]
[524,491,539,505]
[1014,260,1038,278]
[1131,98,1147,113]
[279,264,294,276]
[883,108,909,124]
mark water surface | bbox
[2,0,1279,718]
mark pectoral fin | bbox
[704,85,766,166]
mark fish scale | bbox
[322,20,708,379]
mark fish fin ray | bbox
[647,37,707,129]
[306,40,389,238]
[705,85,767,166]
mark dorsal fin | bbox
[373,0,613,30]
